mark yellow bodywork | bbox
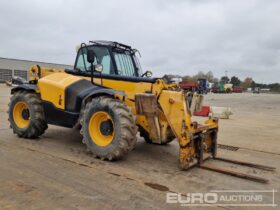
[29,65,65,80]
[29,65,218,169]
[38,73,82,109]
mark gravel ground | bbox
[0,84,279,210]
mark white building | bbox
[0,57,73,83]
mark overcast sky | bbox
[0,0,279,83]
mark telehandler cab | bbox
[8,41,275,183]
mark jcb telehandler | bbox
[8,41,274,182]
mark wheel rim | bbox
[89,111,114,147]
[13,101,30,128]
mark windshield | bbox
[76,46,115,75]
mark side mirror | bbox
[95,64,103,73]
[146,71,152,77]
[141,70,153,77]
[87,49,95,63]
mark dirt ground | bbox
[0,84,279,210]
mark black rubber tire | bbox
[81,96,137,160]
[8,91,48,139]
[139,126,175,145]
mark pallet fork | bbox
[195,133,275,183]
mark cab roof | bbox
[77,40,133,53]
[89,40,132,50]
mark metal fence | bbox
[0,69,13,83]
[0,69,28,83]
[14,70,28,80]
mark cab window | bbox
[75,46,115,75]
[113,50,137,77]
[76,49,92,71]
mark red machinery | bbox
[179,81,198,92]
[193,106,210,117]
[232,87,243,93]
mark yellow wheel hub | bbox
[13,101,30,129]
[89,111,115,147]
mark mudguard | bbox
[11,84,38,94]
[64,79,125,112]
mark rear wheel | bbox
[81,96,137,160]
[8,91,48,138]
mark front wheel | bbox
[81,96,137,160]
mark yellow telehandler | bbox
[8,41,274,182]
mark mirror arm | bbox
[141,72,146,77]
